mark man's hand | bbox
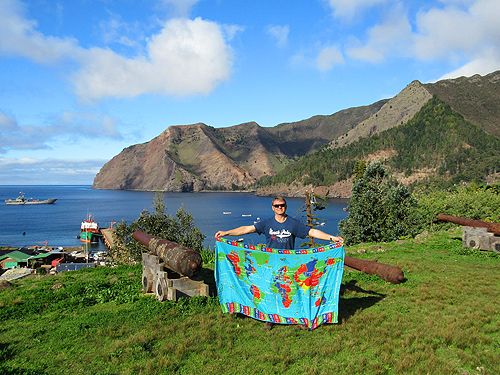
[215,231,227,238]
[330,236,344,243]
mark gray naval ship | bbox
[5,192,57,205]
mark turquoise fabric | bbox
[215,238,345,330]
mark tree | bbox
[339,162,421,245]
[110,191,206,264]
[295,190,328,248]
[352,160,367,182]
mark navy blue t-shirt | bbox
[254,216,310,249]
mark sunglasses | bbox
[273,204,286,208]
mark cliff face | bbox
[93,123,259,191]
[330,80,433,148]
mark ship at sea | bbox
[80,214,100,243]
[5,192,57,205]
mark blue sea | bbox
[0,186,348,250]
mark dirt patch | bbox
[0,279,13,289]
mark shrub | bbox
[415,184,500,231]
[110,191,206,264]
[339,162,421,245]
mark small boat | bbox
[80,214,100,243]
[223,212,232,215]
[5,192,57,205]
[242,214,251,217]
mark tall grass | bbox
[0,229,498,375]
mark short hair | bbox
[272,197,287,205]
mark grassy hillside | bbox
[257,96,500,190]
[1,229,499,375]
[425,70,500,138]
[267,99,388,157]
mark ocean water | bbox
[0,186,348,250]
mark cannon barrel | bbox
[344,256,405,284]
[437,214,500,236]
[133,230,202,277]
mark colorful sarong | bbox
[215,238,345,330]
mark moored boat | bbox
[80,214,100,243]
[5,192,57,205]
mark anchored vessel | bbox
[5,192,57,205]
[80,214,100,243]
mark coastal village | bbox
[0,209,113,282]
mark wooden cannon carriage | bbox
[437,214,500,254]
[134,230,209,301]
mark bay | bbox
[0,186,348,250]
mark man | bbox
[215,197,343,330]
[215,197,343,249]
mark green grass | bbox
[1,229,499,375]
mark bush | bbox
[415,184,500,231]
[339,162,421,245]
[110,191,206,264]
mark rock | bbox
[415,230,430,240]
[51,282,65,290]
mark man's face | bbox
[272,199,287,214]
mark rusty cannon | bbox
[437,214,500,253]
[133,230,209,301]
[344,256,405,284]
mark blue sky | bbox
[1,0,499,185]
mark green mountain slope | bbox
[424,71,500,138]
[257,96,500,190]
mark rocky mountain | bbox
[92,102,385,191]
[92,70,500,193]
[330,70,500,149]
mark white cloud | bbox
[266,24,290,48]
[0,1,234,100]
[316,46,344,71]
[414,5,481,61]
[346,5,412,62]
[98,13,142,49]
[0,110,123,153]
[73,17,233,101]
[0,0,82,63]
[414,0,500,58]
[223,24,245,42]
[413,0,500,78]
[438,47,500,79]
[0,157,105,171]
[338,0,500,79]
[0,157,106,185]
[324,0,389,20]
[159,0,203,17]
[0,111,17,132]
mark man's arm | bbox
[308,228,343,243]
[215,225,257,238]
